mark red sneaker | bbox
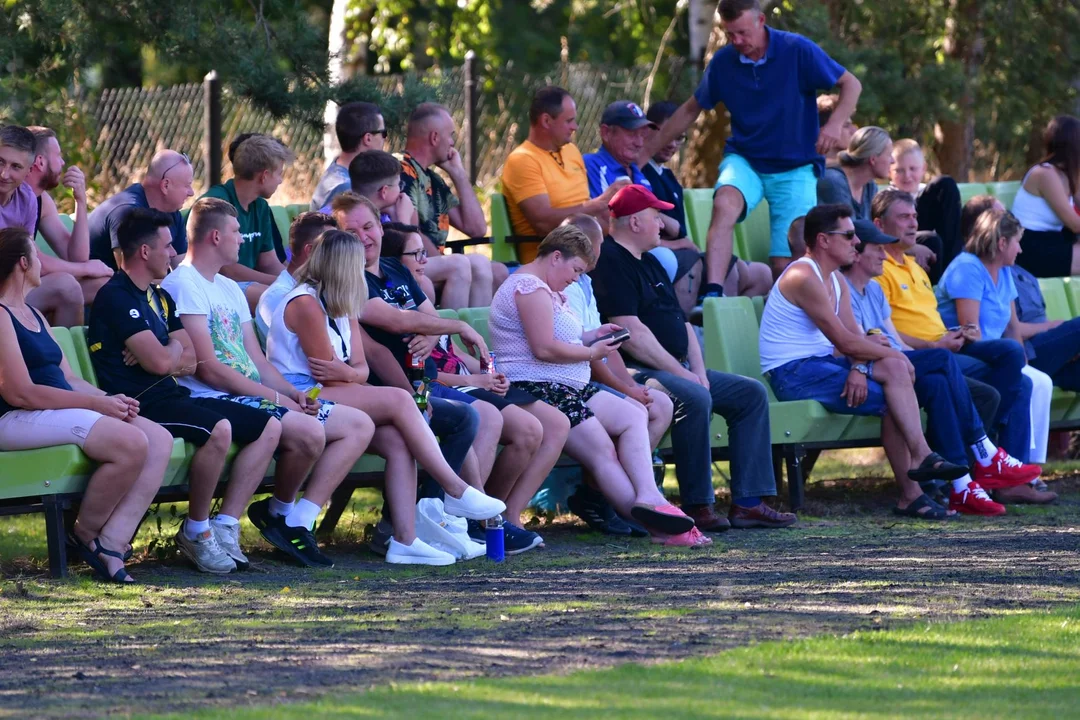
[949,482,1006,516]
[972,448,1041,489]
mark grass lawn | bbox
[140,606,1080,719]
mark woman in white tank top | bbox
[1013,115,1080,277]
[268,229,506,566]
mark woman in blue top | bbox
[0,228,173,582]
[935,209,1054,467]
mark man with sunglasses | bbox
[90,149,194,271]
[760,203,982,519]
[311,101,387,211]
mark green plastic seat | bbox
[1059,277,1080,318]
[735,200,772,264]
[437,308,459,320]
[286,203,308,220]
[270,205,291,246]
[985,181,1020,210]
[458,307,491,347]
[957,183,991,207]
[751,295,765,324]
[488,193,522,264]
[1039,277,1070,321]
[69,326,97,387]
[702,297,854,444]
[682,188,714,253]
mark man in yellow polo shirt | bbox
[501,86,627,262]
[872,188,1039,480]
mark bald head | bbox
[404,103,457,167]
[146,150,190,182]
[143,150,194,213]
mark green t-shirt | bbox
[199,180,278,269]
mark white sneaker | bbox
[385,537,456,566]
[211,521,250,570]
[442,486,506,520]
[175,528,236,574]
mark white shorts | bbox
[0,407,105,451]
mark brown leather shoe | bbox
[729,502,798,529]
[683,505,731,532]
[993,483,1058,504]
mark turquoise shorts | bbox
[716,154,818,259]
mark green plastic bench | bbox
[985,181,1020,210]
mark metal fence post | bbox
[203,70,222,187]
[464,51,478,187]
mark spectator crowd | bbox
[1,0,1077,582]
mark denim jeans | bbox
[954,339,1033,462]
[1029,317,1080,391]
[768,355,887,416]
[904,348,983,466]
[632,367,775,504]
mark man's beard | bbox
[43,169,62,191]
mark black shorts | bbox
[139,395,275,446]
[467,386,538,411]
[511,380,600,428]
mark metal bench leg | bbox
[317,479,357,539]
[785,445,806,511]
[43,495,69,579]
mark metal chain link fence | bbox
[91,59,695,207]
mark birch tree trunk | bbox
[680,11,729,189]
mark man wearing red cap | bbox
[590,184,796,530]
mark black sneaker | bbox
[624,518,649,538]
[567,488,632,536]
[247,497,272,531]
[503,522,543,555]
[466,519,487,544]
[261,515,334,568]
[367,519,393,557]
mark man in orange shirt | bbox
[501,86,628,262]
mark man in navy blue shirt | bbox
[643,0,861,289]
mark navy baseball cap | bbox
[853,218,898,245]
[600,101,658,130]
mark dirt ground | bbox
[2,477,1080,719]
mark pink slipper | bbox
[650,526,712,547]
[631,502,695,536]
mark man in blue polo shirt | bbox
[643,0,861,291]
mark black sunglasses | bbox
[370,128,389,138]
[824,229,857,240]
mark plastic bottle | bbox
[485,352,497,374]
[406,351,428,412]
[484,515,505,562]
[306,383,323,401]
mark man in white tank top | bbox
[760,204,969,519]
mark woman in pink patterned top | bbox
[489,225,709,546]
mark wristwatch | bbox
[852,363,870,376]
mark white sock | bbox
[268,497,294,518]
[185,517,211,540]
[952,474,974,493]
[284,498,322,530]
[212,514,239,527]
[970,436,997,467]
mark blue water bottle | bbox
[484,515,505,562]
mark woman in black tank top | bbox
[0,228,172,583]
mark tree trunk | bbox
[687,0,711,68]
[323,0,352,165]
[934,0,983,180]
[679,13,729,189]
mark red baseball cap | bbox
[608,184,675,218]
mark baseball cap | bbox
[609,184,674,218]
[853,218,898,245]
[600,101,658,131]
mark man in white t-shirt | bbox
[162,197,373,568]
[255,211,337,344]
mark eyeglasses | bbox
[161,152,190,180]
[370,128,389,138]
[402,248,428,261]
[824,229,857,240]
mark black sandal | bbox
[75,537,134,584]
[908,452,968,483]
[893,493,958,520]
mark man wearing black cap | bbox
[841,217,1054,506]
[590,183,796,531]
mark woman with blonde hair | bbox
[817,126,894,220]
[266,229,505,565]
[935,208,1058,500]
[489,224,709,547]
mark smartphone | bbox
[592,328,631,346]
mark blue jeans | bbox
[904,348,984,466]
[632,367,775,504]
[1029,317,1080,391]
[954,339,1033,462]
[768,355,887,416]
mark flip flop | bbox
[908,452,969,483]
[893,493,958,520]
[74,537,134,584]
[630,503,695,536]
